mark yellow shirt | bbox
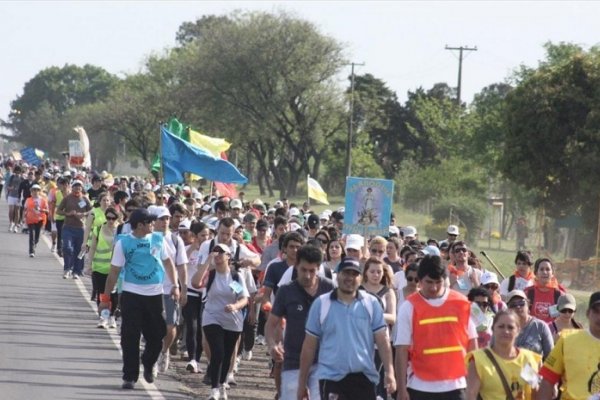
[542,329,600,400]
[470,348,541,400]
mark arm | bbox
[297,334,318,400]
[98,265,122,313]
[176,262,188,306]
[163,257,180,302]
[81,212,95,249]
[225,295,248,313]
[540,323,554,360]
[191,252,214,289]
[467,338,478,352]
[395,345,410,400]
[374,329,396,395]
[384,289,396,325]
[265,313,284,362]
[465,358,481,400]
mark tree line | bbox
[4,11,600,256]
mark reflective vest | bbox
[92,207,107,230]
[408,289,471,381]
[54,190,65,221]
[92,227,113,275]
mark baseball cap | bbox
[402,226,417,238]
[337,257,362,274]
[307,214,320,229]
[557,293,577,311]
[447,224,460,236]
[178,219,192,231]
[129,208,157,228]
[230,199,243,210]
[589,291,600,309]
[212,243,231,254]
[30,184,42,190]
[420,245,441,257]
[506,289,527,304]
[148,205,170,219]
[289,207,300,217]
[71,179,83,187]
[274,200,284,208]
[345,234,364,251]
[243,213,257,223]
[481,271,500,286]
[319,211,330,221]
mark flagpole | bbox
[307,174,311,207]
[159,123,164,187]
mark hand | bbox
[224,304,237,313]
[385,373,397,395]
[171,287,180,302]
[83,265,92,277]
[269,343,285,362]
[98,301,111,315]
[297,386,309,400]
[397,387,410,400]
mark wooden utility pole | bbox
[445,45,477,105]
[345,62,365,178]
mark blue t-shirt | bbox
[263,260,289,294]
[305,290,387,384]
[119,232,165,285]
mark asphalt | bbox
[0,198,191,400]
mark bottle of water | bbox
[100,308,111,321]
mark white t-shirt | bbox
[202,270,249,332]
[111,234,171,296]
[499,275,534,297]
[394,289,478,392]
[186,246,203,297]
[197,238,259,265]
[162,231,188,293]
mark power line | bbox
[445,45,477,105]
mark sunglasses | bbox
[476,301,490,309]
[508,300,527,309]
[454,247,468,253]
[370,249,385,254]
[106,216,118,221]
[406,277,419,283]
[212,248,227,254]
[560,309,575,314]
[484,284,499,290]
[317,238,328,244]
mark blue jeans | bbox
[62,226,84,275]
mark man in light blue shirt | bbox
[297,258,396,400]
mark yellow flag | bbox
[308,176,329,205]
[189,129,231,157]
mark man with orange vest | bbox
[394,255,478,400]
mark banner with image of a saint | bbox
[343,177,394,236]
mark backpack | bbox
[526,286,561,310]
[508,275,517,292]
[318,289,378,325]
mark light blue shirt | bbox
[305,290,386,384]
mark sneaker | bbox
[226,372,237,387]
[29,253,35,258]
[108,316,117,329]
[242,349,253,361]
[157,351,169,373]
[186,359,199,373]
[97,318,107,329]
[121,380,135,389]
[143,365,155,383]
[233,356,240,373]
[219,384,228,400]
[72,274,79,280]
[8,223,13,232]
[63,270,71,279]
[51,243,56,252]
[207,388,220,400]
[255,335,266,345]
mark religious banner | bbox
[343,177,394,236]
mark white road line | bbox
[42,234,166,400]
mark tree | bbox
[4,64,117,155]
[502,42,600,224]
[176,11,347,197]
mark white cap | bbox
[388,225,400,236]
[481,271,500,286]
[274,200,284,208]
[447,224,460,236]
[178,219,192,231]
[319,211,330,221]
[289,222,301,232]
[148,205,171,219]
[402,226,417,238]
[289,207,300,217]
[345,234,364,251]
[420,245,441,257]
[230,199,243,209]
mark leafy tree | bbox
[4,64,117,155]
[176,11,347,197]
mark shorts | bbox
[281,365,320,400]
[7,196,20,206]
[163,294,180,326]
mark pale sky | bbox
[1,1,599,133]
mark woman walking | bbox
[23,184,48,257]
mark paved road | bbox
[0,199,190,400]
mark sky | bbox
[1,1,600,131]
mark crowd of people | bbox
[3,158,600,400]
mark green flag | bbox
[152,117,189,172]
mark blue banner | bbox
[343,177,394,236]
[20,147,42,166]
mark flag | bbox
[20,147,43,166]
[308,176,329,205]
[152,117,189,172]
[73,126,91,168]
[161,126,247,185]
[189,129,231,156]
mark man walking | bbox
[99,208,180,389]
[298,258,396,400]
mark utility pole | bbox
[345,62,365,178]
[445,45,477,105]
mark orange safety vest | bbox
[24,197,48,225]
[408,289,471,381]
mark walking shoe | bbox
[72,274,79,280]
[157,351,169,373]
[233,356,240,373]
[186,359,199,373]
[8,223,14,232]
[108,316,117,329]
[242,349,253,361]
[29,253,35,258]
[202,371,211,385]
[226,372,237,387]
[255,335,266,345]
[219,384,228,400]
[207,388,220,400]
[143,365,155,383]
[51,243,56,252]
[121,380,135,389]
[97,317,107,329]
[63,270,71,279]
